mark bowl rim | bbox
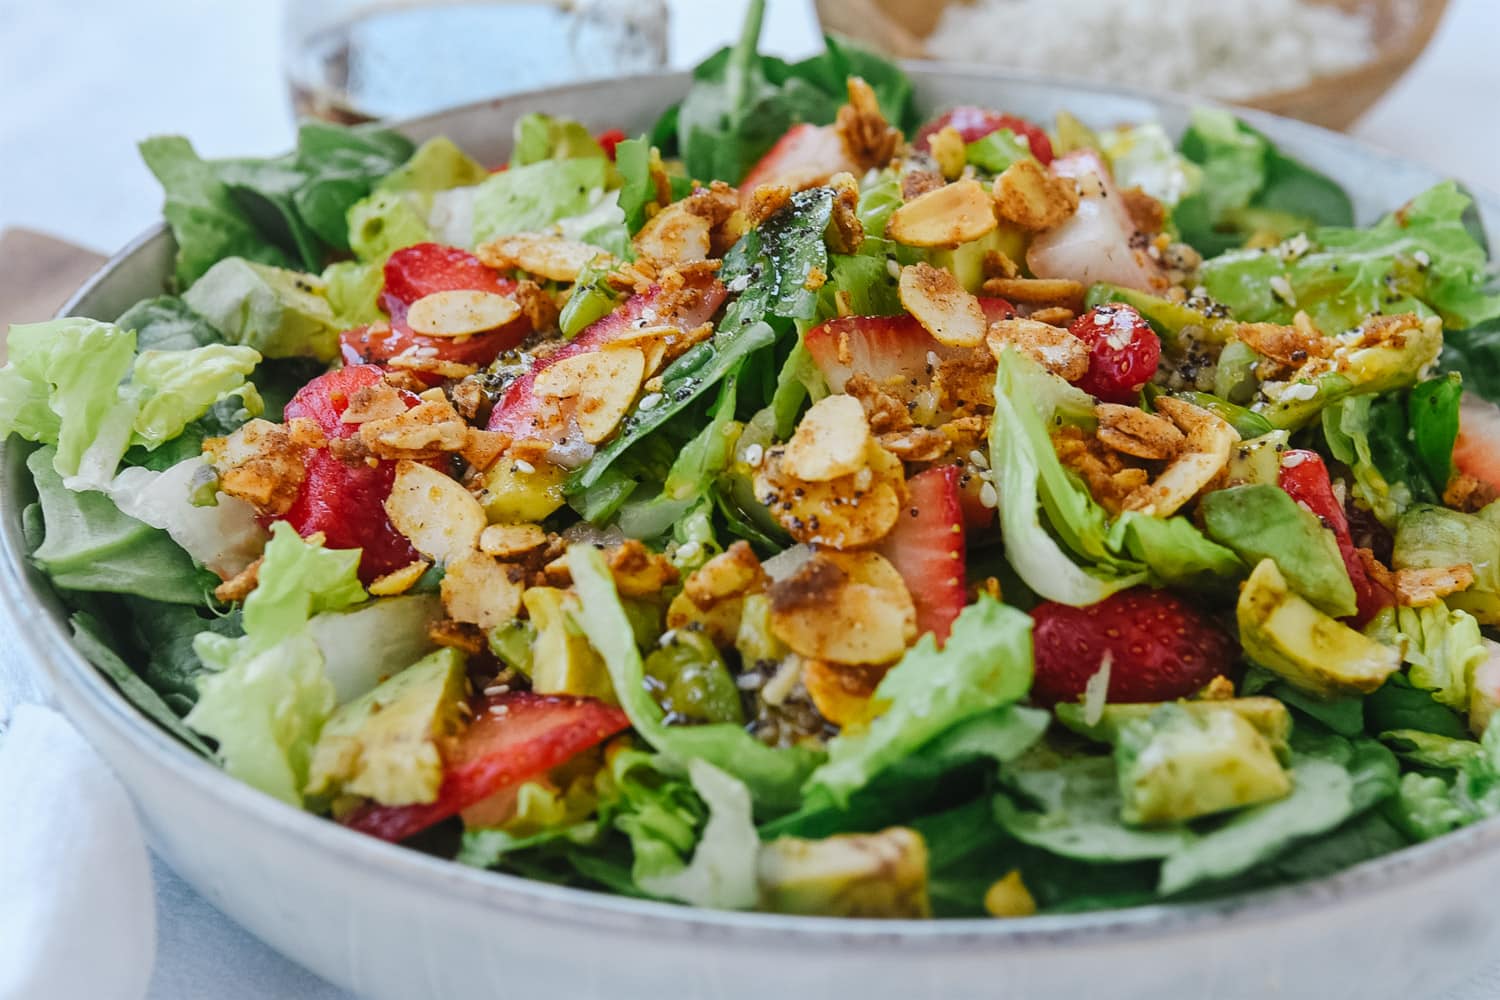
[13,62,1500,949]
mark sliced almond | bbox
[358,399,470,459]
[804,658,886,728]
[340,382,412,424]
[992,158,1080,231]
[531,348,646,444]
[1096,403,1185,460]
[1395,564,1475,607]
[460,428,510,472]
[899,262,986,348]
[478,522,548,559]
[980,277,1086,309]
[441,551,524,629]
[684,541,767,607]
[384,460,487,564]
[476,233,612,283]
[406,289,521,337]
[769,550,917,665]
[634,202,713,265]
[755,439,905,549]
[782,394,872,483]
[368,559,431,597]
[886,178,997,249]
[1122,398,1238,516]
[987,319,1089,381]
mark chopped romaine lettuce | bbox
[635,760,760,910]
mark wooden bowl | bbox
[814,0,1449,130]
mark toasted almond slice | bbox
[755,439,905,549]
[980,276,1086,308]
[782,394,872,483]
[899,262,986,348]
[1123,399,1238,516]
[803,658,886,728]
[1395,564,1475,607]
[478,522,548,559]
[634,202,713,265]
[768,550,917,665]
[683,540,767,607]
[368,559,431,597]
[532,347,646,444]
[987,318,1089,380]
[385,460,487,564]
[476,233,612,282]
[341,382,412,424]
[441,551,524,629]
[886,178,997,249]
[406,289,521,337]
[1096,403,1185,460]
[992,158,1079,231]
[460,428,510,472]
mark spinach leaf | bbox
[1440,318,1500,403]
[27,447,216,605]
[1409,373,1462,489]
[1365,673,1469,738]
[70,611,215,757]
[115,296,222,352]
[569,187,834,491]
[124,598,243,716]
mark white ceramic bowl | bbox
[8,68,1500,1000]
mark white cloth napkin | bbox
[0,704,155,1000]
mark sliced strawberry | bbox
[955,463,997,532]
[979,296,1016,325]
[1453,392,1500,492]
[595,128,627,160]
[1068,304,1161,404]
[804,314,968,396]
[342,691,630,843]
[486,273,727,453]
[1030,588,1238,707]
[1027,150,1166,294]
[740,123,858,194]
[1277,449,1394,626]
[344,243,530,372]
[878,466,967,643]
[913,107,1054,165]
[277,365,424,582]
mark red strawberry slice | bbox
[879,466,967,643]
[979,296,1016,324]
[343,691,630,843]
[803,305,1007,399]
[278,365,424,582]
[913,107,1054,165]
[1068,303,1162,404]
[595,128,627,160]
[740,123,858,195]
[486,272,727,452]
[1030,588,1238,707]
[1453,392,1500,492]
[1277,449,1394,626]
[955,464,997,532]
[340,243,531,373]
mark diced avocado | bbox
[1213,339,1260,404]
[487,618,536,676]
[757,827,931,918]
[1225,430,1291,485]
[930,225,1027,294]
[1237,559,1401,698]
[1202,484,1357,618]
[642,629,744,725]
[182,257,341,362]
[305,647,467,807]
[1056,697,1292,761]
[1085,284,1240,347]
[525,587,616,702]
[1255,318,1443,430]
[1114,704,1292,825]
[735,593,787,669]
[478,457,568,524]
[1150,388,1273,439]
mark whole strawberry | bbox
[1068,304,1161,404]
[1029,588,1238,706]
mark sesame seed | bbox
[677,541,702,562]
[968,449,989,469]
[489,704,510,716]
[483,684,511,696]
[638,392,663,410]
[1269,276,1297,306]
[727,274,751,293]
[979,481,999,508]
[513,459,536,474]
[886,258,902,279]
[743,442,764,467]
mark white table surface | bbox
[1,1,1498,997]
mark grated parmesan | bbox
[926,0,1377,101]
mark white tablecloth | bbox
[0,0,1497,996]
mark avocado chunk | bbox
[305,647,467,807]
[930,226,1027,293]
[757,827,931,918]
[1225,430,1291,486]
[477,458,568,524]
[183,257,341,362]
[525,587,616,702]
[1202,484,1357,618]
[1085,284,1240,346]
[1237,558,1401,698]
[1114,704,1292,825]
[1056,697,1292,761]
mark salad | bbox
[7,3,1500,919]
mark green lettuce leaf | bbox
[471,157,614,245]
[130,345,262,448]
[1392,503,1500,624]
[568,544,820,810]
[1201,182,1500,333]
[182,257,342,362]
[115,296,223,352]
[634,760,760,909]
[1387,722,1500,840]
[511,113,608,167]
[806,595,1033,806]
[1100,122,1200,208]
[27,447,216,603]
[1393,603,1486,711]
[185,523,365,805]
